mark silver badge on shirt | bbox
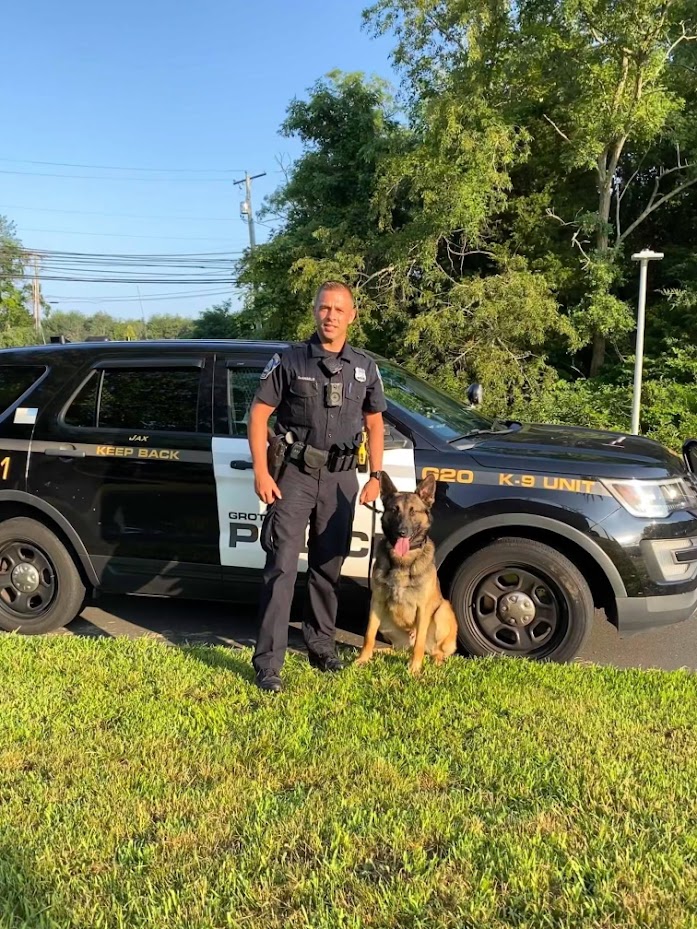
[355,367,367,383]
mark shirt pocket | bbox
[345,380,367,405]
[344,381,367,432]
[288,377,319,423]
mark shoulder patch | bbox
[260,353,281,381]
[375,365,383,385]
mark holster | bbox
[267,434,288,482]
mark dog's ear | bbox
[415,472,436,508]
[380,471,398,502]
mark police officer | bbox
[248,281,386,692]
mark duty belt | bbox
[287,440,359,473]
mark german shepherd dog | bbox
[356,472,458,675]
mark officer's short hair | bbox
[314,281,355,308]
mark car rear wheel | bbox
[449,537,593,662]
[0,517,85,634]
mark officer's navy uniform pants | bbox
[253,462,358,673]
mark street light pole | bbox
[630,248,664,435]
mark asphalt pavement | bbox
[55,593,697,671]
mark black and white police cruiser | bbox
[0,337,696,662]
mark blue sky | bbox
[1,0,395,321]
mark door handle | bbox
[44,445,85,459]
[230,460,254,470]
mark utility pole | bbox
[234,171,266,251]
[32,254,41,331]
[136,285,147,339]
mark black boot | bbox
[255,669,283,692]
[308,653,344,673]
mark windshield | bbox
[377,359,492,441]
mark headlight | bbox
[601,477,697,518]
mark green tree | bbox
[41,310,92,342]
[366,0,697,374]
[237,72,405,351]
[42,310,194,343]
[404,262,573,410]
[239,71,575,408]
[190,300,259,339]
[144,314,194,340]
[0,217,35,346]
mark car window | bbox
[0,365,47,416]
[64,372,99,428]
[378,360,492,441]
[228,368,263,436]
[65,367,201,432]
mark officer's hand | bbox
[360,477,380,506]
[255,472,283,505]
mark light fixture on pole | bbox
[630,248,664,435]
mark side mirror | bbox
[466,383,483,406]
[683,438,697,476]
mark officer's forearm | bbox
[248,401,274,477]
[365,415,384,472]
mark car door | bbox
[27,353,221,598]
[212,353,417,592]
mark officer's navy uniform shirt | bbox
[255,334,387,451]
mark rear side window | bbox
[65,372,99,428]
[65,367,201,433]
[0,365,46,416]
[228,368,264,436]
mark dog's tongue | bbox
[394,537,411,557]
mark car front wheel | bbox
[0,517,86,634]
[449,537,594,662]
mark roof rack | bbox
[49,335,70,344]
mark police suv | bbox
[0,338,696,663]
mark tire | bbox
[449,537,593,662]
[0,517,85,634]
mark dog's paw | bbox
[408,662,423,676]
[354,654,372,667]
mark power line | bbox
[18,227,244,243]
[49,288,234,304]
[2,245,241,285]
[0,204,238,223]
[28,277,238,283]
[0,156,243,173]
[6,246,238,257]
[0,169,235,183]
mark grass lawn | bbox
[0,636,695,929]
